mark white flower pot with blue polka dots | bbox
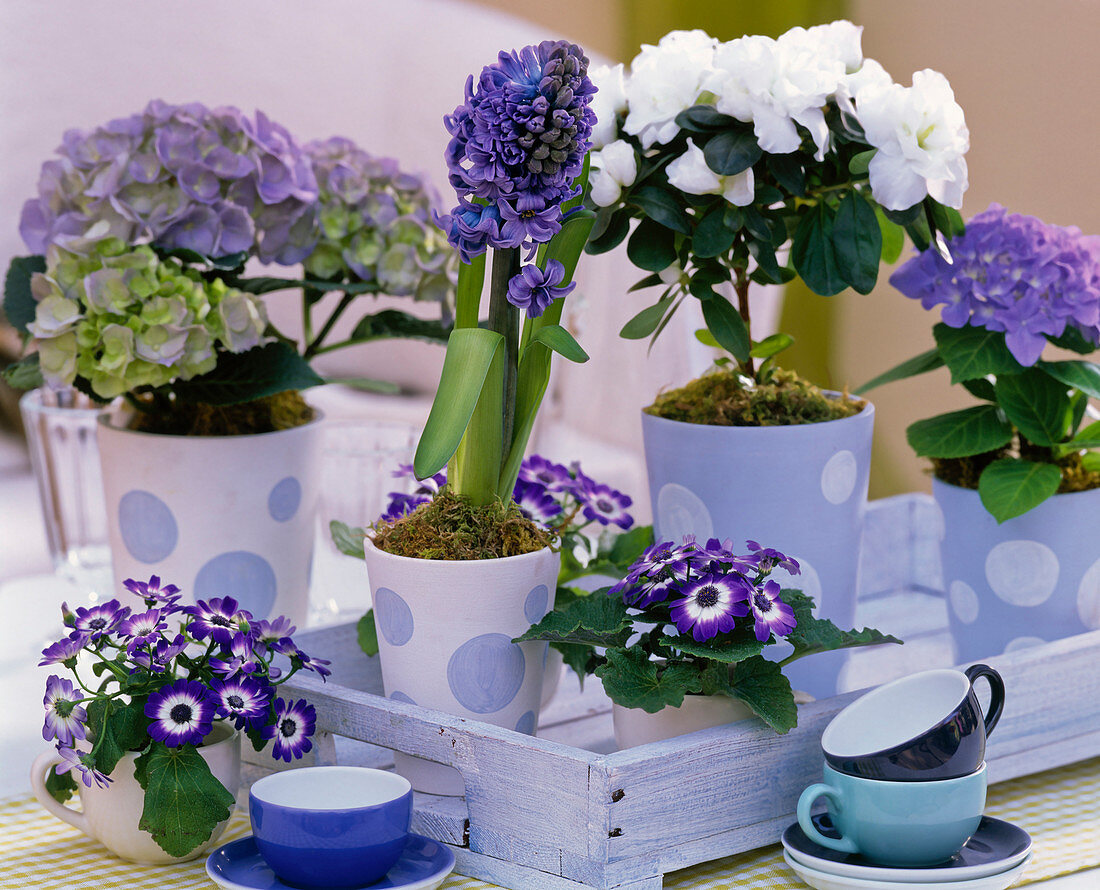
[936,478,1100,661]
[96,408,322,625]
[363,539,559,795]
[640,400,874,699]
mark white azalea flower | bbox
[855,69,969,210]
[589,63,628,150]
[666,139,754,207]
[588,140,638,207]
[802,20,864,72]
[623,29,718,148]
[658,261,682,285]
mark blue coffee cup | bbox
[797,763,987,866]
[249,766,412,889]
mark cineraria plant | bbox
[39,575,328,856]
[518,537,898,733]
[860,204,1100,521]
[584,22,969,386]
[410,41,599,510]
[4,100,455,419]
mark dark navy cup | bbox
[249,766,412,889]
[821,665,1004,782]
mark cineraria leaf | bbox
[176,342,325,406]
[3,255,45,334]
[45,766,78,804]
[978,459,1062,523]
[88,698,150,776]
[782,589,901,662]
[595,647,704,713]
[658,633,766,665]
[330,520,366,559]
[906,405,1014,459]
[933,323,1024,383]
[607,525,654,570]
[513,592,631,648]
[729,655,797,734]
[358,609,379,657]
[552,642,602,685]
[135,741,235,858]
[994,369,1073,447]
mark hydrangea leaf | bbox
[962,377,997,401]
[658,633,766,664]
[595,647,704,713]
[348,309,451,345]
[513,592,631,648]
[1050,327,1097,355]
[1040,360,1100,401]
[781,589,901,661]
[933,323,1024,383]
[906,405,1014,458]
[3,255,45,334]
[792,204,846,296]
[855,348,944,394]
[87,697,149,776]
[978,459,1062,523]
[728,655,797,734]
[357,609,378,658]
[134,741,235,858]
[1068,421,1100,448]
[176,342,325,406]
[994,369,1073,447]
[330,520,366,559]
[1,353,44,391]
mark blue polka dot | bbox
[515,710,536,736]
[389,691,417,705]
[268,477,301,522]
[447,633,525,714]
[374,588,414,646]
[524,584,550,625]
[118,490,178,564]
[194,551,277,619]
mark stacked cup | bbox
[787,666,1032,890]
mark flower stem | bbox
[733,266,756,381]
[304,292,355,358]
[488,248,520,457]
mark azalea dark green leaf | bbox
[675,105,737,132]
[632,186,692,235]
[703,127,762,176]
[620,296,674,340]
[586,208,631,254]
[906,405,1013,458]
[627,218,678,271]
[792,204,846,296]
[832,191,882,295]
[693,206,736,258]
[768,153,805,195]
[700,294,751,363]
[750,333,794,360]
[978,459,1062,523]
[875,206,906,265]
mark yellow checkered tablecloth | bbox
[2,757,1097,889]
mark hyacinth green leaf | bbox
[750,333,794,360]
[729,655,797,733]
[700,294,751,363]
[659,633,766,665]
[514,592,632,648]
[693,206,736,258]
[933,323,1024,383]
[532,324,588,363]
[358,609,379,657]
[994,369,1073,447]
[135,742,235,858]
[875,206,906,264]
[627,217,678,272]
[1083,453,1100,472]
[499,341,550,499]
[621,296,674,340]
[906,405,1014,458]
[978,459,1062,523]
[792,204,846,296]
[703,127,762,176]
[542,208,597,286]
[855,348,944,394]
[348,309,451,345]
[1040,360,1100,401]
[176,342,324,405]
[631,186,692,235]
[4,255,45,334]
[595,647,704,713]
[1,353,44,391]
[832,191,883,294]
[413,327,504,480]
[454,253,486,330]
[45,767,78,805]
[329,520,366,559]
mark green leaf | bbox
[413,327,504,478]
[693,206,736,258]
[750,333,794,360]
[792,204,846,296]
[928,201,966,238]
[978,459,1063,523]
[627,217,678,271]
[348,309,451,346]
[632,186,693,235]
[881,203,923,226]
[45,766,78,804]
[135,741,235,858]
[455,253,487,329]
[1,353,44,391]
[832,191,883,295]
[595,647,704,714]
[659,633,766,664]
[156,246,248,272]
[330,520,366,559]
[1083,453,1100,472]
[532,324,589,363]
[675,105,738,132]
[855,348,944,394]
[176,342,325,405]
[230,276,381,297]
[358,609,379,657]
[703,127,763,176]
[695,328,720,348]
[907,405,1014,458]
[4,255,45,334]
[620,296,674,340]
[728,656,797,733]
[1040,360,1100,400]
[1068,421,1100,448]
[514,593,632,648]
[962,378,997,401]
[994,369,1072,447]
[875,206,906,265]
[608,524,655,568]
[905,211,933,251]
[700,294,751,363]
[848,149,876,176]
[628,273,663,293]
[552,642,601,681]
[87,698,149,776]
[1050,326,1097,355]
[767,153,805,196]
[323,376,401,395]
[933,323,1024,383]
[586,208,631,254]
[783,589,901,661]
[747,238,784,284]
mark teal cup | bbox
[797,763,987,866]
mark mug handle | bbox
[30,751,93,838]
[797,784,859,854]
[965,663,1005,737]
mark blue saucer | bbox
[206,834,456,890]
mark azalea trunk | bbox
[734,269,755,381]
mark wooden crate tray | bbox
[275,494,1100,890]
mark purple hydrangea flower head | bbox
[55,745,112,789]
[39,633,89,667]
[262,697,316,762]
[513,480,564,525]
[185,597,251,645]
[748,579,798,642]
[576,476,634,529]
[71,600,130,641]
[123,575,182,611]
[519,454,574,492]
[890,203,1100,365]
[145,678,215,747]
[670,573,751,642]
[506,259,576,319]
[43,675,86,746]
[210,675,272,730]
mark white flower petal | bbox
[666,139,723,195]
[868,150,930,211]
[588,168,622,207]
[722,168,755,206]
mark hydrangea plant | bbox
[39,575,327,857]
[585,22,969,387]
[860,204,1100,521]
[518,537,898,733]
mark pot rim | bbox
[932,475,1100,503]
[640,389,873,433]
[363,536,558,568]
[96,403,324,441]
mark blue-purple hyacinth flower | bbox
[145,678,215,747]
[506,259,576,318]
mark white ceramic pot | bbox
[97,407,323,625]
[30,723,241,863]
[540,645,565,707]
[363,540,560,795]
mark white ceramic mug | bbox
[30,723,241,863]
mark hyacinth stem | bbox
[734,269,756,381]
[488,247,521,456]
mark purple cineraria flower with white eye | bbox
[519,455,575,493]
[185,597,251,645]
[130,633,187,673]
[748,580,798,642]
[119,609,167,652]
[744,541,800,576]
[210,676,272,730]
[291,649,332,680]
[123,575,182,610]
[670,573,751,642]
[145,678,215,747]
[380,492,432,523]
[577,479,634,530]
[253,617,296,657]
[392,463,447,495]
[210,632,261,679]
[262,698,316,762]
[71,600,130,641]
[39,633,89,667]
[506,260,576,319]
[513,480,564,526]
[43,676,86,746]
[56,745,111,789]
